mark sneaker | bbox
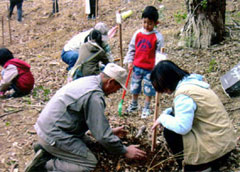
[141,108,152,119]
[24,144,51,172]
[125,103,138,114]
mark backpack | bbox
[68,42,104,80]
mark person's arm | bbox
[102,42,114,62]
[124,31,138,66]
[86,92,127,154]
[157,94,197,135]
[99,51,109,65]
[0,65,18,92]
[155,32,164,53]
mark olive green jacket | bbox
[74,41,109,78]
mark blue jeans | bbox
[130,66,155,96]
[61,50,79,71]
[9,1,23,22]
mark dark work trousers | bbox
[9,0,23,22]
[38,136,98,172]
[163,112,231,171]
[163,127,184,169]
[52,0,59,13]
[88,0,98,19]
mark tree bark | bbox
[182,0,226,48]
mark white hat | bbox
[103,63,127,90]
[94,22,109,41]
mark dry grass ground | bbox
[0,0,239,171]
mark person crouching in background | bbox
[0,48,34,98]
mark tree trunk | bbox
[181,0,226,48]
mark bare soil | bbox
[0,0,239,171]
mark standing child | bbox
[0,48,34,98]
[124,6,164,118]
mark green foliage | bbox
[232,11,240,22]
[174,11,187,23]
[5,122,10,126]
[32,85,51,101]
[225,11,240,25]
[23,97,32,104]
[201,0,208,9]
[208,59,217,72]
[236,11,240,18]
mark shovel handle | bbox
[121,68,133,99]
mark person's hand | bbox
[128,63,133,71]
[125,145,146,159]
[152,119,160,130]
[112,126,128,138]
[0,91,5,97]
[67,77,73,83]
[151,120,163,132]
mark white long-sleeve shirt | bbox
[0,64,18,91]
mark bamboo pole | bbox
[119,23,123,67]
[54,0,57,13]
[95,0,98,18]
[151,47,165,152]
[8,17,11,44]
[116,10,123,67]
[151,92,160,152]
[2,16,4,46]
[7,3,12,44]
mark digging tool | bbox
[136,125,146,138]
[118,67,133,116]
[108,25,118,39]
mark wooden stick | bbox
[119,23,123,67]
[8,16,12,44]
[6,3,11,44]
[1,16,4,46]
[151,92,160,152]
[151,47,165,152]
[152,0,156,5]
[95,0,98,18]
[0,109,23,118]
[54,0,57,14]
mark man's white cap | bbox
[103,63,127,90]
[94,22,109,41]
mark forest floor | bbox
[0,0,239,171]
